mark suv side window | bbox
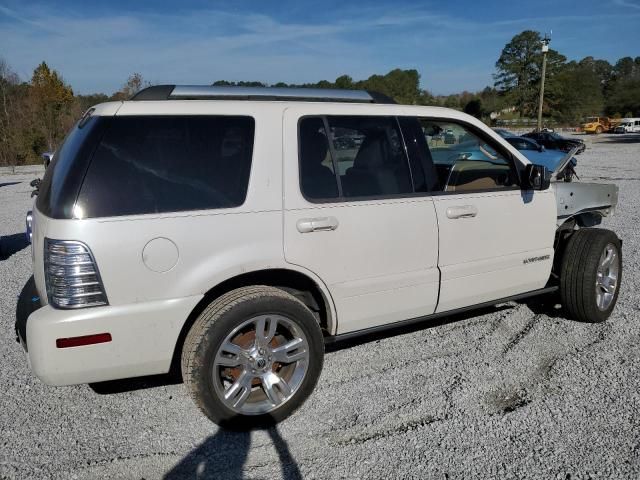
[298,117,339,200]
[298,116,413,201]
[419,119,518,193]
[76,116,255,218]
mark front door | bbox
[413,117,557,312]
[282,108,440,334]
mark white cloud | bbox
[0,2,638,94]
[611,0,640,9]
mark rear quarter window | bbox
[36,116,109,219]
[76,115,255,218]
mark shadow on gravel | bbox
[89,372,182,394]
[0,181,21,188]
[0,232,29,260]
[596,134,640,144]
[164,426,301,480]
[326,304,515,352]
[520,294,567,319]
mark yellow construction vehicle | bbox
[581,117,621,134]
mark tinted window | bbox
[419,119,518,193]
[299,116,413,201]
[76,116,254,218]
[36,116,110,219]
[299,117,339,200]
[329,116,412,198]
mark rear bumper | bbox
[15,276,42,351]
[25,294,202,385]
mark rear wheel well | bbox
[169,269,333,378]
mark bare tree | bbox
[112,73,149,100]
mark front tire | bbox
[181,286,324,430]
[560,228,622,323]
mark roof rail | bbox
[130,85,397,104]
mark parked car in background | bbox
[492,128,514,138]
[503,136,562,167]
[614,118,640,134]
[523,131,585,154]
[503,135,578,181]
[444,128,456,144]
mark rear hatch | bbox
[32,103,121,302]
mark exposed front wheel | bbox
[181,286,324,430]
[560,228,622,323]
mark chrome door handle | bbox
[296,217,339,233]
[446,205,478,219]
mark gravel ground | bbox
[1,133,639,480]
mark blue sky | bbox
[1,0,639,95]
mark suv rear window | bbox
[36,116,110,219]
[76,115,254,218]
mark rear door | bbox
[410,117,556,312]
[282,108,440,334]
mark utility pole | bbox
[537,34,551,132]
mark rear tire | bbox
[181,286,324,430]
[560,228,622,323]
[595,126,603,134]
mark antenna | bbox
[541,32,551,53]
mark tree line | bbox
[0,63,146,167]
[494,30,640,124]
[1,29,639,166]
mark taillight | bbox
[44,239,108,309]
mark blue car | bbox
[431,135,577,180]
[503,135,573,172]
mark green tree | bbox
[463,98,483,118]
[443,95,460,109]
[606,77,640,117]
[551,60,604,123]
[612,56,636,79]
[30,61,75,151]
[478,87,502,117]
[605,56,640,116]
[494,30,566,118]
[0,58,27,166]
[334,75,354,89]
[351,69,422,104]
[76,93,109,112]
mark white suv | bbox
[17,86,621,429]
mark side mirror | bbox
[538,144,545,152]
[524,163,551,191]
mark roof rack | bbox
[130,85,397,104]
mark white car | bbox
[16,86,621,429]
[614,118,640,134]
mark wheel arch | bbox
[553,215,619,281]
[169,266,337,376]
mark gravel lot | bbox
[1,134,639,479]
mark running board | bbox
[324,286,559,345]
